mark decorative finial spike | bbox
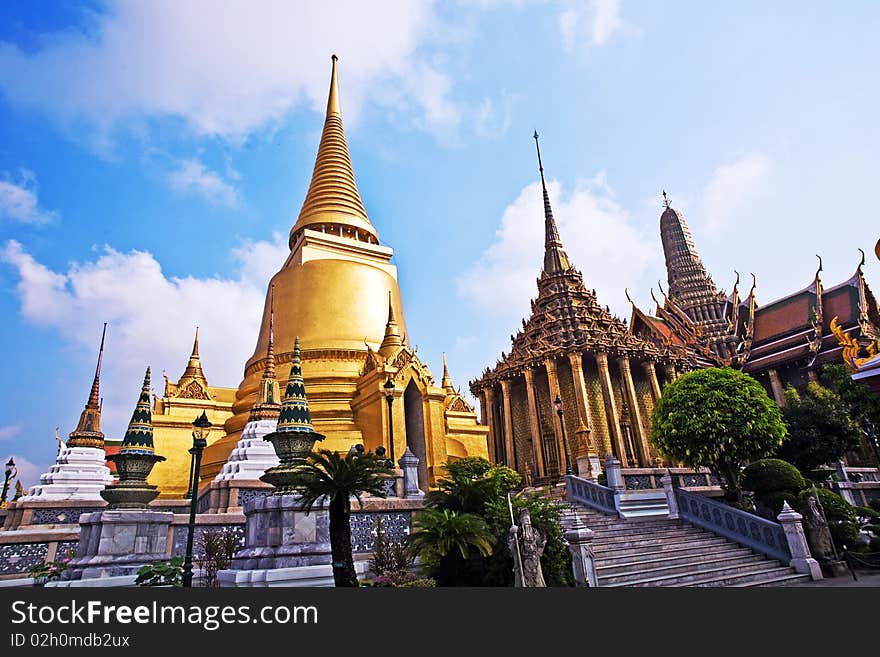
[858,247,866,270]
[192,326,200,358]
[327,53,341,116]
[662,190,671,209]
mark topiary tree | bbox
[778,383,861,477]
[650,367,787,503]
[821,364,880,464]
[742,458,806,518]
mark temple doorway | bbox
[403,379,429,490]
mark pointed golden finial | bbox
[178,325,208,387]
[327,54,341,116]
[379,291,403,358]
[86,322,107,409]
[441,352,454,393]
[265,285,276,380]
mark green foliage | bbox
[778,383,861,476]
[815,488,856,523]
[287,449,395,514]
[426,458,521,514]
[742,458,806,494]
[650,367,787,501]
[135,557,184,587]
[407,508,495,586]
[870,499,880,512]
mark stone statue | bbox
[508,508,546,587]
[801,491,835,562]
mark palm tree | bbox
[287,449,395,587]
[407,508,494,586]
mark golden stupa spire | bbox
[533,130,571,275]
[250,285,281,421]
[289,54,379,248]
[379,291,403,358]
[178,326,208,387]
[441,352,455,394]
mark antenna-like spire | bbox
[379,291,403,358]
[662,190,671,209]
[265,285,276,381]
[86,322,107,409]
[249,285,282,422]
[178,326,208,387]
[441,352,454,393]
[533,130,571,275]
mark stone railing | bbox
[674,487,790,563]
[620,467,721,491]
[566,474,618,516]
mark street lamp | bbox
[553,395,572,476]
[0,458,16,508]
[182,411,211,588]
[383,376,396,465]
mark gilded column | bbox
[544,357,568,472]
[664,363,678,383]
[523,368,546,477]
[567,352,595,449]
[643,361,662,402]
[767,369,786,407]
[499,379,517,469]
[594,352,626,464]
[481,387,498,463]
[618,356,650,466]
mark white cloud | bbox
[0,234,289,439]
[0,170,58,225]
[0,425,21,440]
[700,153,772,234]
[457,173,657,324]
[167,159,239,207]
[559,0,624,52]
[0,1,461,141]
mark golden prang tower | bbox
[201,56,488,489]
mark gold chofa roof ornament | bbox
[289,54,379,247]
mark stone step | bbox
[599,553,767,586]
[684,566,806,588]
[588,525,704,540]
[595,542,748,567]
[597,545,755,574]
[603,560,783,587]
[593,534,728,559]
[732,572,813,587]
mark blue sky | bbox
[0,1,878,487]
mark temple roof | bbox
[289,55,379,247]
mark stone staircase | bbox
[560,504,812,587]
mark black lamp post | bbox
[0,458,16,508]
[182,411,211,588]
[383,376,396,465]
[553,395,572,476]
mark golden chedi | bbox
[201,55,488,489]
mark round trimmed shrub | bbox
[761,490,801,516]
[742,458,805,495]
[816,488,856,523]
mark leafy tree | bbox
[286,449,395,587]
[650,367,787,503]
[778,383,861,476]
[821,364,880,463]
[426,457,521,514]
[406,509,494,586]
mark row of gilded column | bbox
[479,353,678,475]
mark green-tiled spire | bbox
[276,337,314,433]
[120,366,154,454]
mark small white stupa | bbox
[22,324,113,501]
[214,286,280,482]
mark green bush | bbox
[869,499,880,512]
[761,490,801,517]
[815,488,856,523]
[135,557,184,587]
[830,522,860,550]
[742,459,806,495]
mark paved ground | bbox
[792,570,880,586]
